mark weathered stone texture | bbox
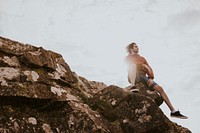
[0,36,191,133]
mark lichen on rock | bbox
[50,86,66,96]
[0,67,20,86]
[0,36,191,133]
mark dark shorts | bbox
[136,74,158,90]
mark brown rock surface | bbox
[0,36,191,133]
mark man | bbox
[126,42,188,119]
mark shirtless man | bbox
[126,42,188,119]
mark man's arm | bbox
[143,64,152,75]
[142,57,154,79]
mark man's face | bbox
[132,44,139,53]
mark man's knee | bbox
[154,85,164,92]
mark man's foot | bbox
[129,86,139,93]
[170,111,188,119]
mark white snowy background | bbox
[0,0,200,132]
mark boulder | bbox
[0,36,191,133]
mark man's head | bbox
[126,42,139,54]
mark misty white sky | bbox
[0,0,200,132]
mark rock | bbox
[42,123,53,133]
[125,83,164,106]
[28,117,37,125]
[0,36,191,133]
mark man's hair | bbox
[126,42,136,53]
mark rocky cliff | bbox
[0,36,191,133]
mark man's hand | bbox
[147,79,154,86]
[143,64,153,75]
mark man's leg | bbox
[127,65,139,92]
[139,75,175,111]
[153,85,188,119]
[139,75,188,119]
[128,64,137,86]
[153,85,175,111]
